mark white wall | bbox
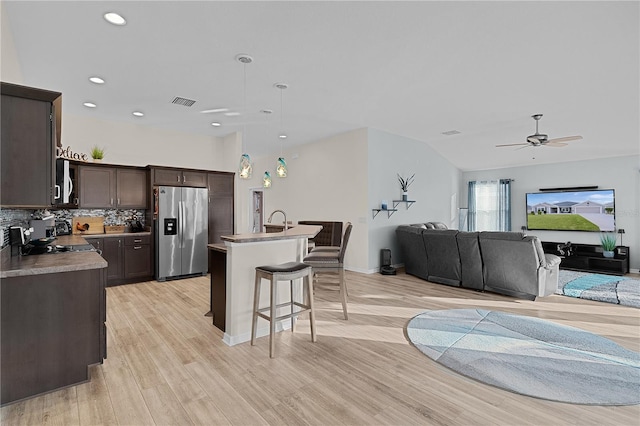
[462,155,640,271]
[235,128,370,271]
[367,128,462,272]
[0,3,22,83]
[60,114,235,171]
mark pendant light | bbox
[237,54,253,179]
[263,171,272,188]
[274,82,288,178]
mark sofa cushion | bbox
[396,225,429,280]
[456,231,484,290]
[422,229,461,286]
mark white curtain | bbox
[467,179,512,231]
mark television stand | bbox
[542,241,629,276]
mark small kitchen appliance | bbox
[9,226,31,256]
[30,217,56,239]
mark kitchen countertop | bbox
[1,235,108,278]
[208,243,227,252]
[220,224,322,244]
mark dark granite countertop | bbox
[1,235,108,278]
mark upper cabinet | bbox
[1,82,61,207]
[151,167,207,188]
[79,165,148,209]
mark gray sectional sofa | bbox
[395,223,561,300]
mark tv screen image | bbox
[526,189,615,232]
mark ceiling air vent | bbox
[171,96,197,107]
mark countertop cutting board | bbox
[72,216,105,235]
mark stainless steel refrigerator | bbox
[156,186,208,281]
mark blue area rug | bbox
[557,270,640,308]
[406,309,640,405]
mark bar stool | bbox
[251,262,316,358]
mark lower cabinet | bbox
[1,267,106,405]
[87,234,152,286]
[124,235,152,280]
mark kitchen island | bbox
[209,224,322,346]
[0,236,107,406]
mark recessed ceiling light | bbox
[211,122,221,127]
[132,111,144,117]
[104,12,126,26]
[83,102,97,108]
[200,108,229,114]
[279,134,287,139]
[89,76,105,84]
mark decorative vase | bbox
[402,192,408,201]
[603,250,614,258]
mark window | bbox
[467,179,512,231]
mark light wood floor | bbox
[2,270,639,425]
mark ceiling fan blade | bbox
[547,135,583,144]
[545,142,568,147]
[495,143,529,147]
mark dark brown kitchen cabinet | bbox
[79,166,117,208]
[1,82,61,207]
[87,235,152,286]
[124,235,152,280]
[1,267,106,405]
[152,167,207,187]
[79,165,147,209]
[208,172,234,244]
[116,168,148,208]
[103,237,124,284]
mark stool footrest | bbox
[256,301,311,322]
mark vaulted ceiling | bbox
[3,1,638,171]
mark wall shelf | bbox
[372,208,397,219]
[393,200,416,209]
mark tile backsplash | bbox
[1,208,146,245]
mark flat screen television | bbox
[526,189,615,232]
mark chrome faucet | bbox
[267,209,288,230]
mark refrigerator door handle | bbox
[180,200,186,248]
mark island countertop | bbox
[220,224,322,243]
[0,235,107,278]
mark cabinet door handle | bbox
[134,239,142,243]
[117,198,120,205]
[111,198,114,206]
[133,246,142,250]
[182,175,186,183]
[177,175,180,182]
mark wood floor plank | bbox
[2,270,639,425]
[75,366,118,426]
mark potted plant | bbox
[90,146,105,162]
[397,173,415,201]
[600,233,617,258]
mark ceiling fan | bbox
[496,114,583,148]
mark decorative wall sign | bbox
[56,146,89,161]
